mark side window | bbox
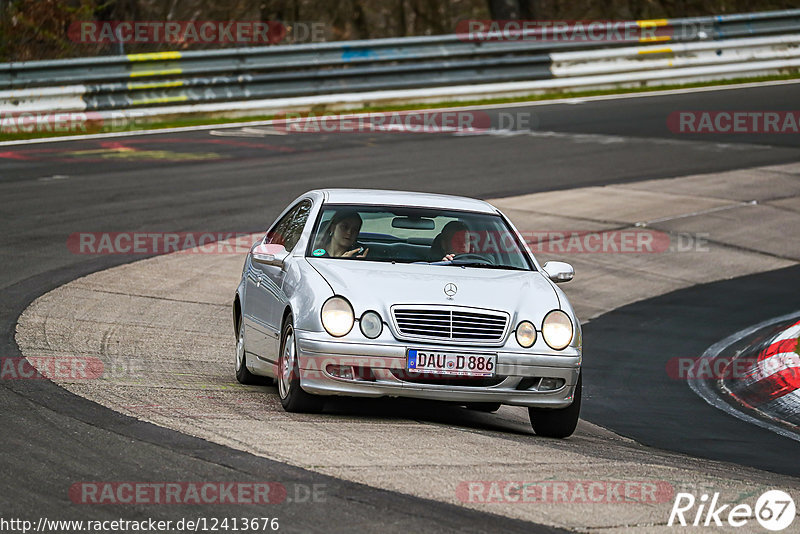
[265,200,312,252]
[282,200,311,251]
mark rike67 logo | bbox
[668,490,795,531]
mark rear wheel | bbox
[235,319,259,385]
[278,316,324,413]
[528,373,581,438]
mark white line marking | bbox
[2,78,799,146]
[636,200,758,226]
[774,322,800,342]
[209,127,288,137]
[462,128,773,151]
[688,309,800,442]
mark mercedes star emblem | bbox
[444,283,458,297]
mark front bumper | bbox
[294,330,581,408]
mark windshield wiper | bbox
[448,261,528,271]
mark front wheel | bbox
[278,316,324,413]
[528,373,581,438]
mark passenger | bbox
[430,221,470,261]
[317,210,369,258]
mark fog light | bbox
[326,365,354,380]
[539,378,565,391]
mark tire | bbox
[278,316,324,413]
[235,318,259,385]
[528,373,581,438]
[466,402,502,413]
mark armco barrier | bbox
[1,9,799,120]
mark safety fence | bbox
[1,9,799,119]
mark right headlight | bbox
[515,320,537,348]
[542,310,573,350]
[321,296,354,337]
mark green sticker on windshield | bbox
[312,249,326,256]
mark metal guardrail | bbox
[1,9,799,118]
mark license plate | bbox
[406,349,496,377]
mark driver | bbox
[430,220,471,261]
[317,210,369,258]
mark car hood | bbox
[306,259,560,318]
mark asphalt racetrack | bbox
[2,81,799,531]
[583,264,800,476]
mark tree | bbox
[487,0,519,19]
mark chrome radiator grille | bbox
[392,307,508,343]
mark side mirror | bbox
[542,261,574,283]
[252,243,289,266]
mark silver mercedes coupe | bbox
[233,189,582,437]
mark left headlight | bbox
[359,311,383,339]
[542,310,573,350]
[321,296,354,337]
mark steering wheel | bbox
[451,253,495,265]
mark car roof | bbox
[314,189,498,214]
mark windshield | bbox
[306,204,533,270]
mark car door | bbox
[245,199,312,362]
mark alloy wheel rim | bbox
[235,324,245,372]
[279,329,295,399]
